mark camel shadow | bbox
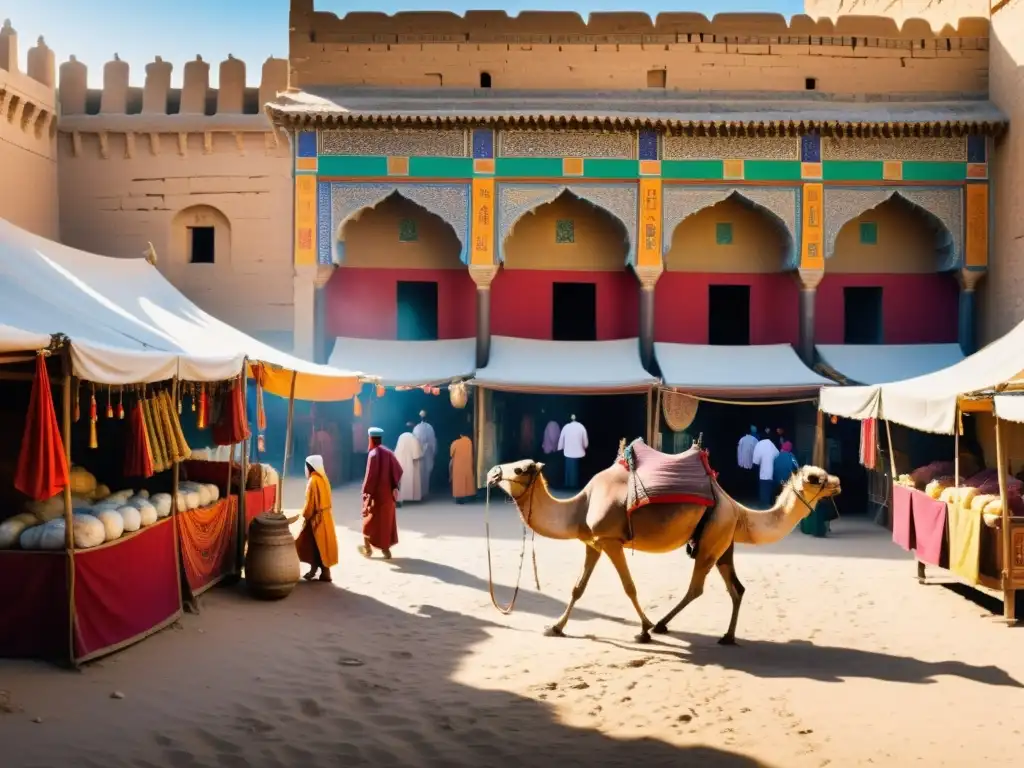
[384,556,632,626]
[586,631,1023,688]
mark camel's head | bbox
[487,459,545,499]
[792,466,841,506]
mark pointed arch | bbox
[662,186,798,269]
[497,183,638,264]
[823,187,961,271]
[318,182,470,265]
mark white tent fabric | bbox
[994,396,1024,424]
[473,336,657,393]
[819,319,1024,433]
[330,337,475,387]
[0,218,364,386]
[816,344,964,385]
[655,343,831,397]
[0,324,52,354]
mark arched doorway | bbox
[657,192,797,345]
[817,193,959,345]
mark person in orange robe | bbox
[449,422,476,505]
[294,454,339,582]
[358,426,402,559]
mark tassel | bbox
[106,387,114,418]
[353,395,363,418]
[117,387,125,419]
[191,383,197,412]
[197,385,207,429]
[89,386,98,449]
[73,379,81,422]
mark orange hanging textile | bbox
[89,386,98,449]
[14,355,70,501]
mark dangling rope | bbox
[484,481,541,616]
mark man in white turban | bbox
[394,421,424,504]
[412,410,437,498]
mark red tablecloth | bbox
[73,517,182,663]
[0,551,69,659]
[891,485,948,567]
[892,484,915,551]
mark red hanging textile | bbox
[859,418,877,470]
[124,401,155,478]
[212,377,250,446]
[14,355,69,501]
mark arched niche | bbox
[497,183,637,264]
[664,193,790,273]
[830,195,953,274]
[322,182,469,265]
[337,192,464,270]
[662,186,798,270]
[824,187,960,271]
[170,204,231,266]
[503,190,630,270]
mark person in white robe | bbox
[412,410,437,497]
[394,423,424,504]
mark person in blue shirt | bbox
[773,440,799,489]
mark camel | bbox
[487,457,840,645]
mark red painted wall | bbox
[816,273,959,344]
[654,272,800,345]
[324,267,476,340]
[490,269,639,339]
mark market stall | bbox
[819,321,1024,622]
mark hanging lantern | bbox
[89,385,98,449]
[830,415,838,425]
[375,384,385,398]
[449,381,468,409]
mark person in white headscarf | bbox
[294,454,338,582]
[394,421,424,504]
[412,410,437,497]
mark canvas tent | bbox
[655,343,831,397]
[0,218,365,397]
[818,319,1024,434]
[329,337,475,387]
[815,344,964,386]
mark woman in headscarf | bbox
[773,440,800,491]
[295,454,339,582]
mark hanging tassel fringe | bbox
[89,386,98,449]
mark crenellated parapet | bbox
[56,52,288,160]
[0,20,58,142]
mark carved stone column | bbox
[635,266,663,372]
[470,265,500,369]
[794,268,824,366]
[957,268,985,356]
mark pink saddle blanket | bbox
[617,439,717,515]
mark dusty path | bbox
[1,481,1021,767]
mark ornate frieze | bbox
[497,130,635,159]
[319,128,468,157]
[663,136,798,161]
[496,183,638,263]
[662,186,799,268]
[823,187,962,270]
[326,182,471,264]
[822,137,966,162]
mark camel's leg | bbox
[598,539,655,644]
[652,556,716,635]
[545,543,602,637]
[714,544,745,646]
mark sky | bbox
[7,0,803,86]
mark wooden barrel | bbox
[244,512,300,600]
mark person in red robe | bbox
[358,426,403,560]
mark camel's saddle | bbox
[617,438,717,515]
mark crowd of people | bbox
[737,425,799,507]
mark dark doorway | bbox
[844,287,883,344]
[188,226,215,263]
[552,282,597,341]
[396,281,439,341]
[708,285,750,345]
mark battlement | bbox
[0,20,57,140]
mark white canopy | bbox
[0,218,365,396]
[0,324,52,355]
[473,336,657,393]
[330,337,475,387]
[819,319,1024,433]
[655,343,831,397]
[816,344,964,386]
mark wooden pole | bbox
[475,386,486,489]
[171,379,181,516]
[237,360,249,572]
[653,386,663,450]
[278,370,298,513]
[60,351,76,666]
[645,387,653,445]
[813,406,825,469]
[994,416,1016,623]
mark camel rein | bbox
[484,474,542,616]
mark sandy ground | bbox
[1,478,1023,768]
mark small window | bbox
[859,221,878,245]
[715,222,733,245]
[189,226,215,263]
[844,287,883,345]
[479,71,492,88]
[396,281,439,341]
[708,285,750,345]
[398,218,418,242]
[646,69,667,88]
[555,219,575,244]
[805,77,817,91]
[552,282,596,341]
